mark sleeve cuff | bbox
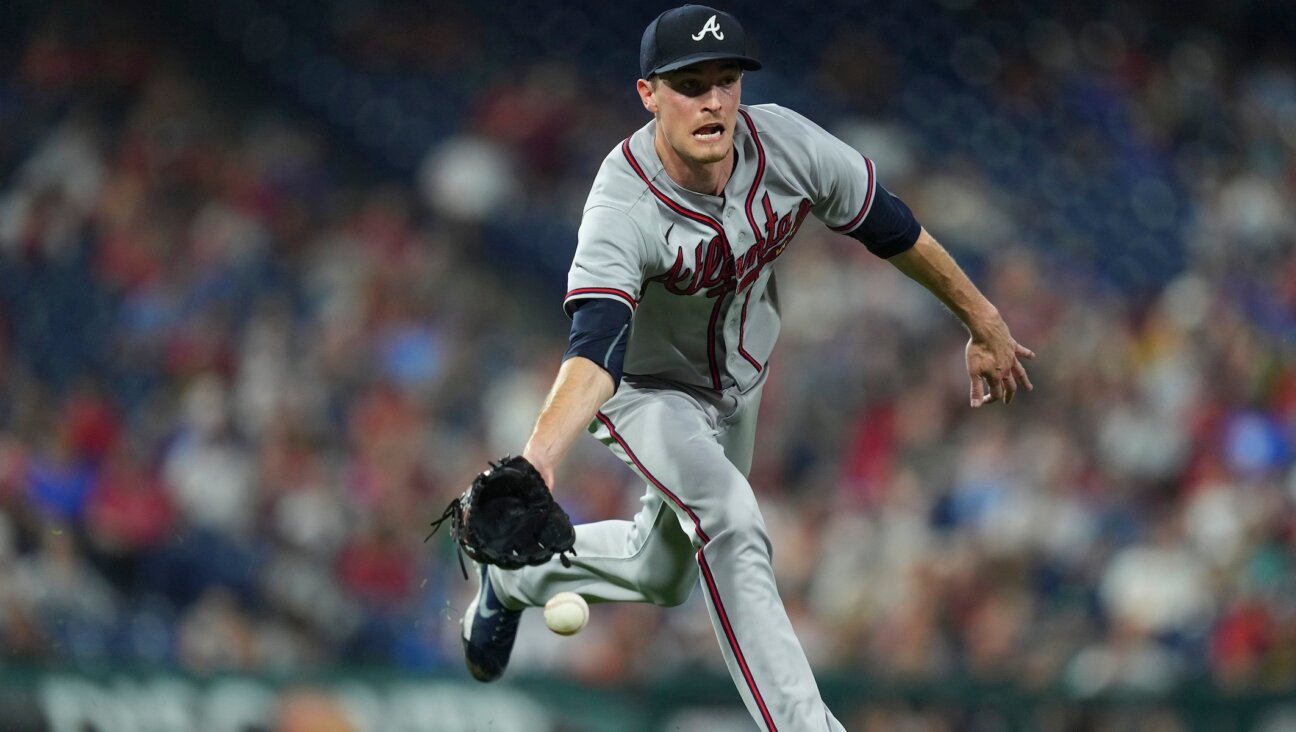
[563,288,639,318]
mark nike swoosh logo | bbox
[477,571,498,618]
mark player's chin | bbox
[685,136,730,164]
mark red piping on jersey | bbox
[735,110,766,374]
[705,293,727,388]
[621,138,729,389]
[621,139,728,239]
[564,287,638,312]
[698,548,779,732]
[594,411,778,731]
[738,109,768,247]
[736,289,763,372]
[828,154,876,233]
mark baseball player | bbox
[461,5,1034,730]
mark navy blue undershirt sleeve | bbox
[847,185,922,258]
[563,298,632,388]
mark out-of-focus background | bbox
[0,0,1293,730]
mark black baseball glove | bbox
[427,455,576,578]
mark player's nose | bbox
[699,84,725,110]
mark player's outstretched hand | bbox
[965,317,1034,408]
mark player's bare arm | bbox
[886,227,1035,407]
[522,356,615,489]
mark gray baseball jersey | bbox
[491,103,897,732]
[564,103,879,392]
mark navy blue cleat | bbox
[461,563,523,682]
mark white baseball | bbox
[543,592,589,636]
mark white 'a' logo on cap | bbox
[691,15,724,41]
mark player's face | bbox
[638,61,743,167]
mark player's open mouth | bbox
[693,123,724,142]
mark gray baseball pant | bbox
[492,375,846,732]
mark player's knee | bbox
[639,565,698,607]
[707,498,768,546]
[637,554,699,606]
[655,586,694,607]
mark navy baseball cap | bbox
[640,5,762,79]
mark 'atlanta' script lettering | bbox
[651,197,812,296]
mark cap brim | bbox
[649,52,762,77]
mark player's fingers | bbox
[1013,360,1033,392]
[970,374,986,408]
[1003,372,1018,405]
[987,374,1006,404]
[1015,342,1036,360]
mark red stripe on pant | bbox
[698,547,780,732]
[595,411,779,731]
[595,412,708,543]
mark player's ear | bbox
[636,78,658,114]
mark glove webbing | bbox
[426,499,469,580]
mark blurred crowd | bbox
[1,0,1294,727]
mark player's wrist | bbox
[964,304,1003,340]
[521,446,559,488]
